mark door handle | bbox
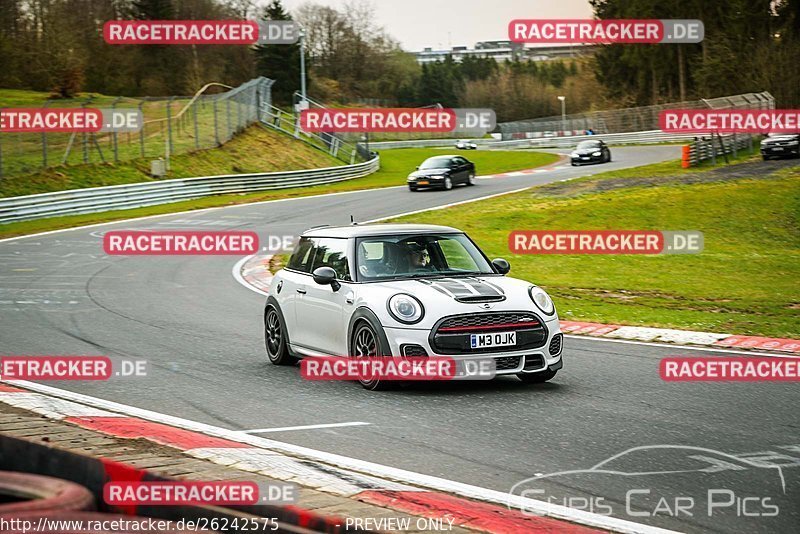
[296,288,307,294]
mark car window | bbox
[438,238,482,271]
[286,237,317,273]
[419,156,452,169]
[577,141,601,149]
[310,238,351,280]
[453,157,467,165]
[356,233,492,281]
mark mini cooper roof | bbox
[301,223,461,238]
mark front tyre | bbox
[443,176,453,190]
[265,305,297,365]
[408,185,418,192]
[352,322,392,391]
[517,369,557,384]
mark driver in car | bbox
[405,243,433,273]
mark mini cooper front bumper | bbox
[382,311,563,377]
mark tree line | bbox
[1,0,797,118]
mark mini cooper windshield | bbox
[356,233,494,281]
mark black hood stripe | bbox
[418,278,504,299]
[478,278,505,295]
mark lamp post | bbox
[557,96,566,136]
[298,27,307,104]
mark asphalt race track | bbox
[1,146,797,533]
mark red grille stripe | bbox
[439,321,541,332]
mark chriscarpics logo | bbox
[508,444,794,522]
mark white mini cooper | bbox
[264,224,563,390]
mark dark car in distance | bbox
[570,139,612,166]
[760,134,800,160]
[407,155,476,191]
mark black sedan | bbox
[407,155,476,191]
[760,134,800,160]
[570,139,611,166]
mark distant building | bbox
[413,42,596,64]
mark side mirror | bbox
[415,166,420,170]
[492,258,510,275]
[312,266,340,291]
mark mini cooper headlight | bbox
[592,151,602,156]
[388,294,424,324]
[529,286,555,316]
[570,152,579,158]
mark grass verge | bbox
[0,126,342,197]
[389,160,800,338]
[0,147,558,239]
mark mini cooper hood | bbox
[372,275,534,304]
[574,147,601,155]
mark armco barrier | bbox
[0,156,379,224]
[366,129,698,150]
[684,134,756,167]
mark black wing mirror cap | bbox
[312,266,340,290]
[492,258,510,274]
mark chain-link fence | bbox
[498,92,775,140]
[0,77,274,179]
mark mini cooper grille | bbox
[495,356,522,371]
[438,312,541,332]
[549,333,563,356]
[401,344,428,357]
[432,312,548,355]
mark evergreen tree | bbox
[255,0,302,104]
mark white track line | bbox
[238,422,371,434]
[1,380,678,534]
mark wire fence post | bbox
[41,101,48,168]
[111,98,120,162]
[213,98,220,146]
[166,97,174,157]
[226,98,232,141]
[138,101,145,158]
[193,100,199,150]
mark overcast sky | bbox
[278,0,595,51]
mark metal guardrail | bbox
[683,134,757,167]
[0,156,380,224]
[498,91,775,139]
[366,130,698,150]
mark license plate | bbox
[470,331,516,349]
[417,180,429,185]
[581,156,590,160]
[772,147,784,151]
